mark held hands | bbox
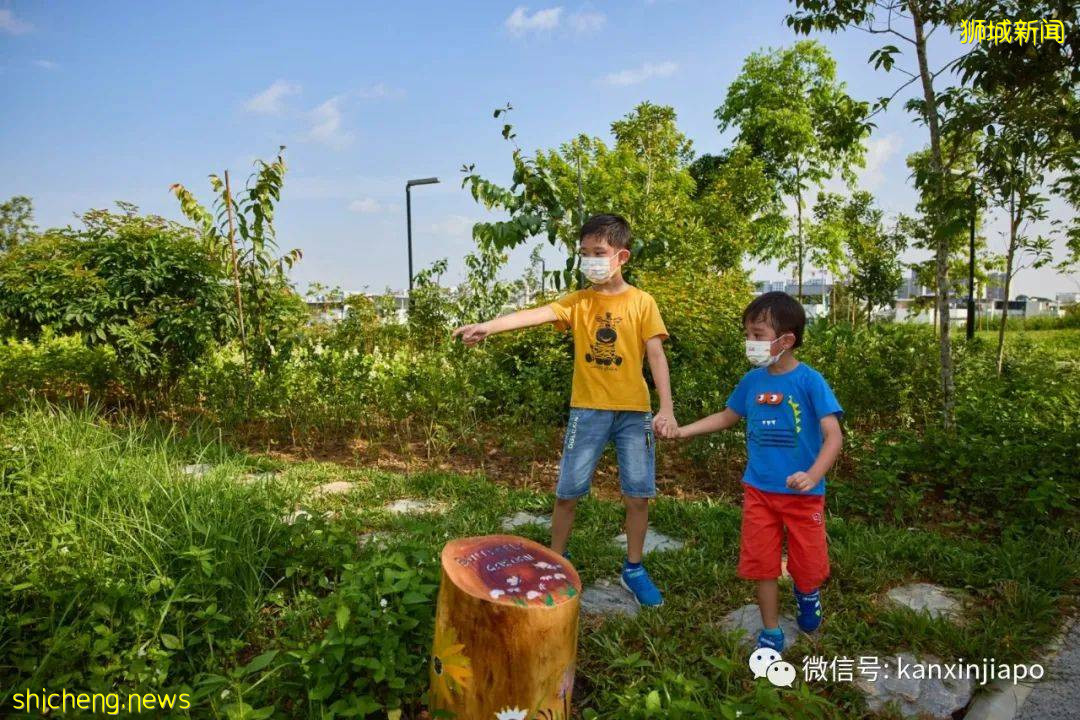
[653,411,680,440]
[786,471,818,493]
[452,322,491,346]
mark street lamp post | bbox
[405,177,440,296]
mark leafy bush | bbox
[0,208,230,387]
[0,333,118,409]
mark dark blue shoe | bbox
[794,587,822,632]
[620,564,663,607]
[756,628,785,652]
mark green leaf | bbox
[161,633,183,650]
[335,604,350,630]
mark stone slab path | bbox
[722,603,798,647]
[856,653,973,719]
[613,530,684,555]
[500,511,552,531]
[383,498,445,515]
[311,481,355,497]
[887,582,961,620]
[580,579,639,618]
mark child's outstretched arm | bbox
[645,336,675,435]
[452,305,557,346]
[669,408,742,439]
[786,414,843,492]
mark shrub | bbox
[0,208,230,388]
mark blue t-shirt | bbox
[726,362,843,496]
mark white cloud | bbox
[505,6,563,35]
[859,134,902,189]
[244,80,301,115]
[429,215,477,239]
[33,59,58,70]
[357,82,404,99]
[602,60,677,87]
[348,197,399,214]
[306,96,353,149]
[569,10,605,33]
[0,9,32,35]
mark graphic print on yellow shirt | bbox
[548,286,668,411]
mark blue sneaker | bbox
[620,564,663,607]
[756,628,785,652]
[794,588,823,632]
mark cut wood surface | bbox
[430,534,582,720]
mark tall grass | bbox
[0,404,302,699]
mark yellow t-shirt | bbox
[548,286,668,411]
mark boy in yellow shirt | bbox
[453,214,675,606]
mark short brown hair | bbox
[580,213,631,250]
[742,292,806,349]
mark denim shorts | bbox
[555,408,656,500]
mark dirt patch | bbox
[239,429,747,502]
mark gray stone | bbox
[722,604,799,647]
[357,531,394,550]
[856,653,972,719]
[311,481,355,497]
[964,680,1034,720]
[238,471,278,485]
[181,463,213,477]
[887,583,961,620]
[580,578,639,618]
[384,498,445,515]
[280,509,312,525]
[613,530,685,555]
[500,511,552,531]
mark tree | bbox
[0,195,36,252]
[953,1,1080,268]
[716,40,870,298]
[0,206,231,388]
[786,0,980,428]
[813,191,906,321]
[462,102,758,289]
[689,146,789,271]
[171,148,303,369]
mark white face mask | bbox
[745,335,791,367]
[580,256,616,284]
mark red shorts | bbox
[738,483,829,593]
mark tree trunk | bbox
[431,535,581,719]
[795,162,804,300]
[996,188,1019,376]
[909,0,955,429]
[223,171,247,367]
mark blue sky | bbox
[1,0,1075,297]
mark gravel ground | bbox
[1016,621,1080,720]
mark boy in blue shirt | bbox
[662,292,843,651]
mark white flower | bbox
[505,575,520,587]
[495,708,529,720]
[553,573,566,580]
[489,589,506,599]
[380,597,388,608]
[526,591,542,600]
[533,561,558,570]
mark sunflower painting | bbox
[431,624,473,708]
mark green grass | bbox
[2,405,1076,718]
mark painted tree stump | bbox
[430,534,582,720]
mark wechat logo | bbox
[748,648,797,688]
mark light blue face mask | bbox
[580,256,614,283]
[745,334,792,367]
